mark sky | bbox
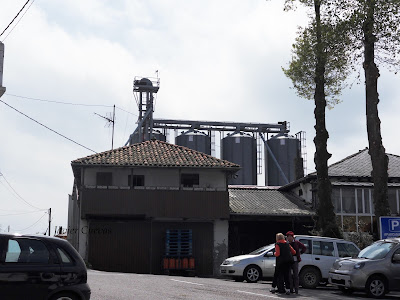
[0,0,399,235]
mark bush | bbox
[343,231,374,249]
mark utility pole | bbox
[0,42,6,98]
[48,208,51,236]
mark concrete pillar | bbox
[213,219,229,276]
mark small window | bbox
[313,241,334,256]
[57,248,73,264]
[96,172,112,186]
[6,239,50,264]
[298,189,303,196]
[337,242,359,258]
[299,239,311,254]
[128,175,145,187]
[181,174,199,187]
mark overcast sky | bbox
[0,0,399,235]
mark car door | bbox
[0,237,61,300]
[262,248,276,278]
[390,247,400,290]
[311,240,337,279]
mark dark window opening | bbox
[128,175,145,187]
[298,189,303,196]
[181,174,199,187]
[96,172,112,186]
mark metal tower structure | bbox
[126,77,160,145]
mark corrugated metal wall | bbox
[88,220,214,276]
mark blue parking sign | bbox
[380,217,400,239]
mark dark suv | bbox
[0,233,91,300]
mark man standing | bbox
[286,231,307,294]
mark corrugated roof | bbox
[229,186,314,216]
[71,140,240,169]
[311,148,400,178]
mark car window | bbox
[359,241,396,259]
[313,241,334,256]
[337,242,359,258]
[57,247,73,264]
[299,239,311,254]
[5,238,50,264]
[249,244,274,255]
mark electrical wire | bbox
[0,171,45,211]
[0,210,46,217]
[1,0,34,41]
[5,93,138,117]
[14,212,47,232]
[0,99,97,153]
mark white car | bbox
[220,235,360,288]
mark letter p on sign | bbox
[390,220,400,231]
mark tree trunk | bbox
[363,0,391,229]
[313,0,342,238]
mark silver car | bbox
[220,244,276,282]
[329,238,400,298]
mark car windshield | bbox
[358,241,397,259]
[248,244,274,255]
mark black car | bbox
[0,233,91,300]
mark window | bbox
[356,189,372,214]
[342,188,356,213]
[388,189,398,214]
[332,188,341,213]
[313,241,334,256]
[299,239,311,254]
[5,239,49,264]
[57,248,72,264]
[298,189,303,197]
[337,242,359,258]
[128,175,145,187]
[96,172,112,186]
[181,174,199,187]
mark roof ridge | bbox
[327,147,369,169]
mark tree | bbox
[348,0,400,225]
[283,0,351,237]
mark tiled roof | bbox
[229,186,314,216]
[71,140,240,169]
[310,148,400,178]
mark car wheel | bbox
[50,292,79,300]
[339,286,354,295]
[366,275,387,298]
[244,265,262,283]
[299,267,321,289]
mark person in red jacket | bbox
[270,233,296,295]
[286,231,307,294]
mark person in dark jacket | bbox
[270,233,296,295]
[286,231,307,294]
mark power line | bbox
[0,0,33,40]
[0,171,45,211]
[0,210,46,217]
[0,99,97,153]
[5,93,138,116]
[14,212,47,232]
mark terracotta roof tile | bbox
[71,140,240,169]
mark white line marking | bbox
[170,279,204,286]
[236,290,281,298]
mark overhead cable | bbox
[5,93,138,116]
[14,212,47,232]
[1,0,34,41]
[0,99,97,153]
[0,171,45,211]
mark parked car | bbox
[0,233,91,300]
[220,235,360,288]
[329,238,400,298]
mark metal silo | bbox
[222,132,257,185]
[266,133,301,186]
[175,130,211,155]
[129,129,166,144]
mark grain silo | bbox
[222,132,257,185]
[175,130,211,154]
[129,129,166,144]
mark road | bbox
[88,270,400,300]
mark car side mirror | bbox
[264,252,274,257]
[393,253,400,263]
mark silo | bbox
[129,129,166,144]
[175,130,211,155]
[266,133,301,186]
[222,132,257,185]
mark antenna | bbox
[95,105,116,149]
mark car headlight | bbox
[224,260,241,266]
[354,262,365,270]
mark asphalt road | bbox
[88,270,400,300]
